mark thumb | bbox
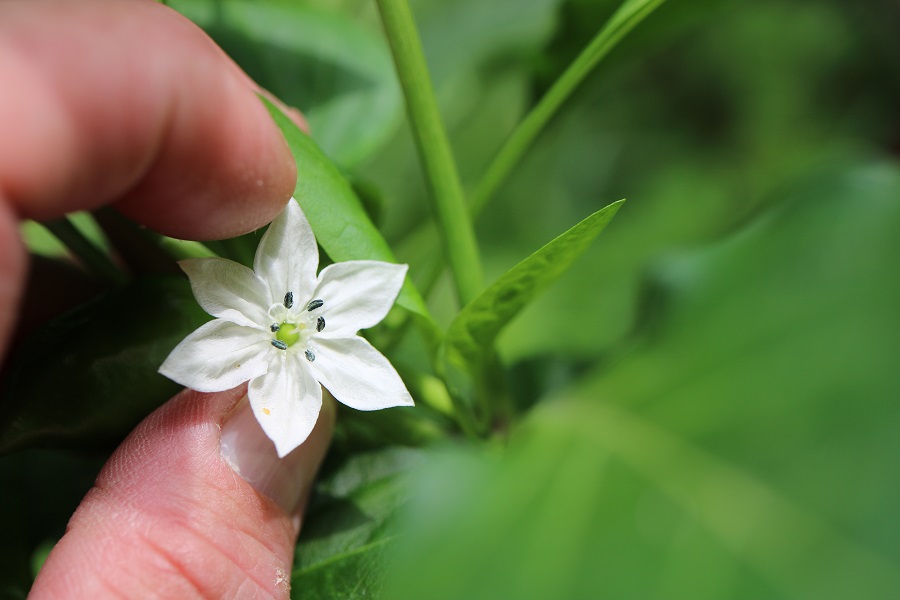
[29,386,333,599]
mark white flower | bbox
[159,199,413,457]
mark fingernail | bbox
[220,394,334,518]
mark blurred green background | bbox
[3,0,900,597]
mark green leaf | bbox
[20,220,67,259]
[292,447,421,599]
[0,277,207,453]
[168,0,402,166]
[387,164,900,599]
[441,200,623,417]
[262,98,438,336]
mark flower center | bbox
[268,293,325,360]
[275,321,304,347]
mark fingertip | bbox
[0,0,298,241]
[109,6,299,240]
[113,88,298,240]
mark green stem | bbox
[43,217,127,284]
[376,0,483,307]
[471,0,668,215]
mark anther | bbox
[306,299,324,312]
[305,348,316,362]
[270,323,280,332]
[283,291,294,309]
[271,340,288,350]
[316,316,325,332]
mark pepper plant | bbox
[3,0,900,597]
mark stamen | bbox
[283,291,294,309]
[306,299,324,311]
[305,348,316,362]
[316,316,325,332]
[271,340,288,350]
[270,323,280,332]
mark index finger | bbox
[0,0,298,362]
[0,0,297,240]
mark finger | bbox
[30,387,334,599]
[0,0,297,361]
[0,0,296,241]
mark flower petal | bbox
[253,199,318,307]
[312,261,408,337]
[308,336,414,411]
[248,352,323,457]
[180,258,270,328]
[158,319,270,392]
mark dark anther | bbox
[283,291,294,309]
[305,348,316,362]
[316,316,325,332]
[270,323,280,332]
[306,299,324,312]
[271,340,288,350]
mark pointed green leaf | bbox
[447,199,623,362]
[442,200,624,400]
[0,277,207,454]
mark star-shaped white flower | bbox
[159,199,414,457]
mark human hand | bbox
[0,1,331,597]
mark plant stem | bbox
[375,0,483,307]
[470,0,668,215]
[43,217,127,284]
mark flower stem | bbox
[43,217,127,284]
[375,0,483,307]
[470,0,668,215]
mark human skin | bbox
[0,1,331,597]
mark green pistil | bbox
[275,322,304,346]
